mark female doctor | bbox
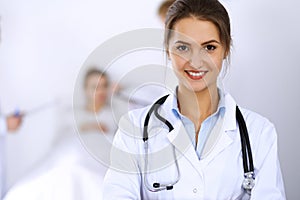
[103,0,286,199]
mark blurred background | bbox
[0,0,299,199]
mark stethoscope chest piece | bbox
[242,171,255,194]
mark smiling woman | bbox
[168,18,226,137]
[102,0,286,199]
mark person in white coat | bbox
[103,0,286,199]
[0,113,22,198]
[0,19,23,199]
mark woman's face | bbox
[85,74,109,105]
[168,17,226,93]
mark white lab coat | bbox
[103,92,286,199]
[0,115,7,199]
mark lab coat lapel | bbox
[201,93,238,165]
[166,120,199,165]
[163,92,238,168]
[159,94,200,167]
[200,123,233,165]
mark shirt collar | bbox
[171,87,226,120]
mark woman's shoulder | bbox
[237,106,278,151]
[223,92,274,129]
[223,92,277,142]
[239,107,275,130]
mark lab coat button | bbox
[193,188,197,193]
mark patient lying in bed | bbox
[4,68,117,200]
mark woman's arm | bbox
[251,123,286,199]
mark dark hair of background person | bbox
[157,0,176,23]
[84,68,108,88]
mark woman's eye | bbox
[176,45,189,52]
[205,45,216,52]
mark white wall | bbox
[0,0,299,199]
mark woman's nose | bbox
[189,49,207,69]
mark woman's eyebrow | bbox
[201,39,220,46]
[174,39,220,46]
[174,40,191,45]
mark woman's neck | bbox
[177,85,219,131]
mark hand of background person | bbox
[6,114,23,132]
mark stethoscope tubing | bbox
[236,106,254,173]
[142,95,255,193]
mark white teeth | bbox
[187,71,205,77]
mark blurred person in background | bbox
[0,113,22,199]
[0,16,23,199]
[157,0,176,23]
[77,68,116,137]
[74,68,117,163]
[3,67,117,200]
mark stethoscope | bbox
[143,94,255,194]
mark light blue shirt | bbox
[171,89,226,159]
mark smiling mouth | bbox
[185,70,208,80]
